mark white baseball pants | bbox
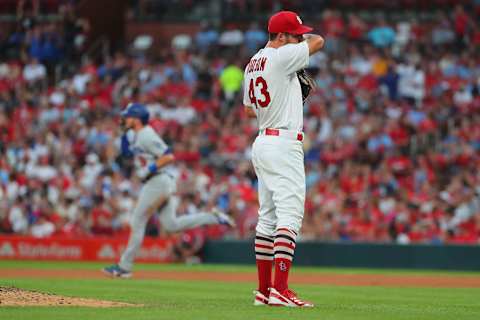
[251,134,306,237]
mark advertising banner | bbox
[0,235,176,262]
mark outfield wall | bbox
[203,240,480,271]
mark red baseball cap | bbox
[268,11,313,35]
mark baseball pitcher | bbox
[103,103,235,278]
[243,11,324,307]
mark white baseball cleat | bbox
[253,290,269,306]
[213,209,236,227]
[268,288,314,308]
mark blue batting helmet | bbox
[121,103,149,124]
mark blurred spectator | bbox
[244,22,267,54]
[322,10,345,53]
[90,196,114,235]
[346,13,367,43]
[368,19,396,48]
[8,199,28,234]
[218,24,244,48]
[195,22,219,53]
[23,57,47,87]
[431,13,455,46]
[1,2,480,246]
[219,61,243,111]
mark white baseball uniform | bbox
[118,126,219,271]
[243,41,309,236]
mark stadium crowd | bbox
[1,2,480,245]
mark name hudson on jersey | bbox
[246,57,268,73]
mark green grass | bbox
[1,260,479,276]
[1,261,480,320]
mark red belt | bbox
[264,128,304,142]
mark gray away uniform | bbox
[118,126,218,271]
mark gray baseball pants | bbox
[119,173,218,271]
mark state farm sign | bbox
[0,235,175,262]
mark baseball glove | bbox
[297,69,316,103]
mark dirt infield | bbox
[0,286,138,307]
[2,268,480,288]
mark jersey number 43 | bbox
[248,77,271,108]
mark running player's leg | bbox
[159,195,221,232]
[118,183,166,271]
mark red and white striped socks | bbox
[255,228,297,296]
[255,233,274,296]
[273,228,297,292]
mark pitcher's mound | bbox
[0,286,138,307]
